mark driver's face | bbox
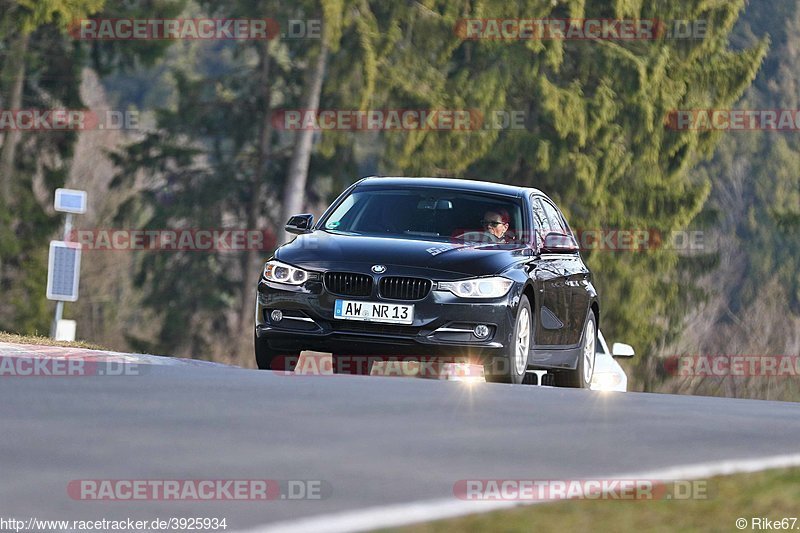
[483,211,509,238]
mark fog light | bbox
[270,309,283,323]
[473,324,490,339]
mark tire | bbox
[254,331,297,371]
[485,295,532,384]
[557,311,597,388]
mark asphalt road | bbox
[1,345,800,531]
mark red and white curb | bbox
[0,341,232,370]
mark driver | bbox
[481,210,510,243]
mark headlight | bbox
[591,372,622,392]
[262,260,309,285]
[437,276,513,298]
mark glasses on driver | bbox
[482,219,506,228]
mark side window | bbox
[531,197,551,247]
[540,199,568,234]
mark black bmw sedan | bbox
[255,177,599,387]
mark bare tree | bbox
[280,39,329,243]
[237,41,274,351]
[0,32,29,204]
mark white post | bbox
[63,213,73,241]
[50,213,74,338]
[50,301,64,338]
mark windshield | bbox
[321,187,526,243]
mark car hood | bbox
[275,230,527,277]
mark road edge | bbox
[237,452,800,533]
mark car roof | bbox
[355,176,544,198]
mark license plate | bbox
[334,299,414,325]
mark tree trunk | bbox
[0,32,29,204]
[280,40,329,243]
[237,42,273,357]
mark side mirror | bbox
[611,342,635,358]
[540,232,579,254]
[285,214,314,235]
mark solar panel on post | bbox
[46,241,82,302]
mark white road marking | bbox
[237,452,800,533]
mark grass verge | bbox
[390,467,800,533]
[0,331,106,350]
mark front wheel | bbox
[485,295,531,384]
[557,311,596,388]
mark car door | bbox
[528,196,571,347]
[539,198,589,346]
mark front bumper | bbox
[255,275,519,357]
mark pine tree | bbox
[362,0,767,385]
